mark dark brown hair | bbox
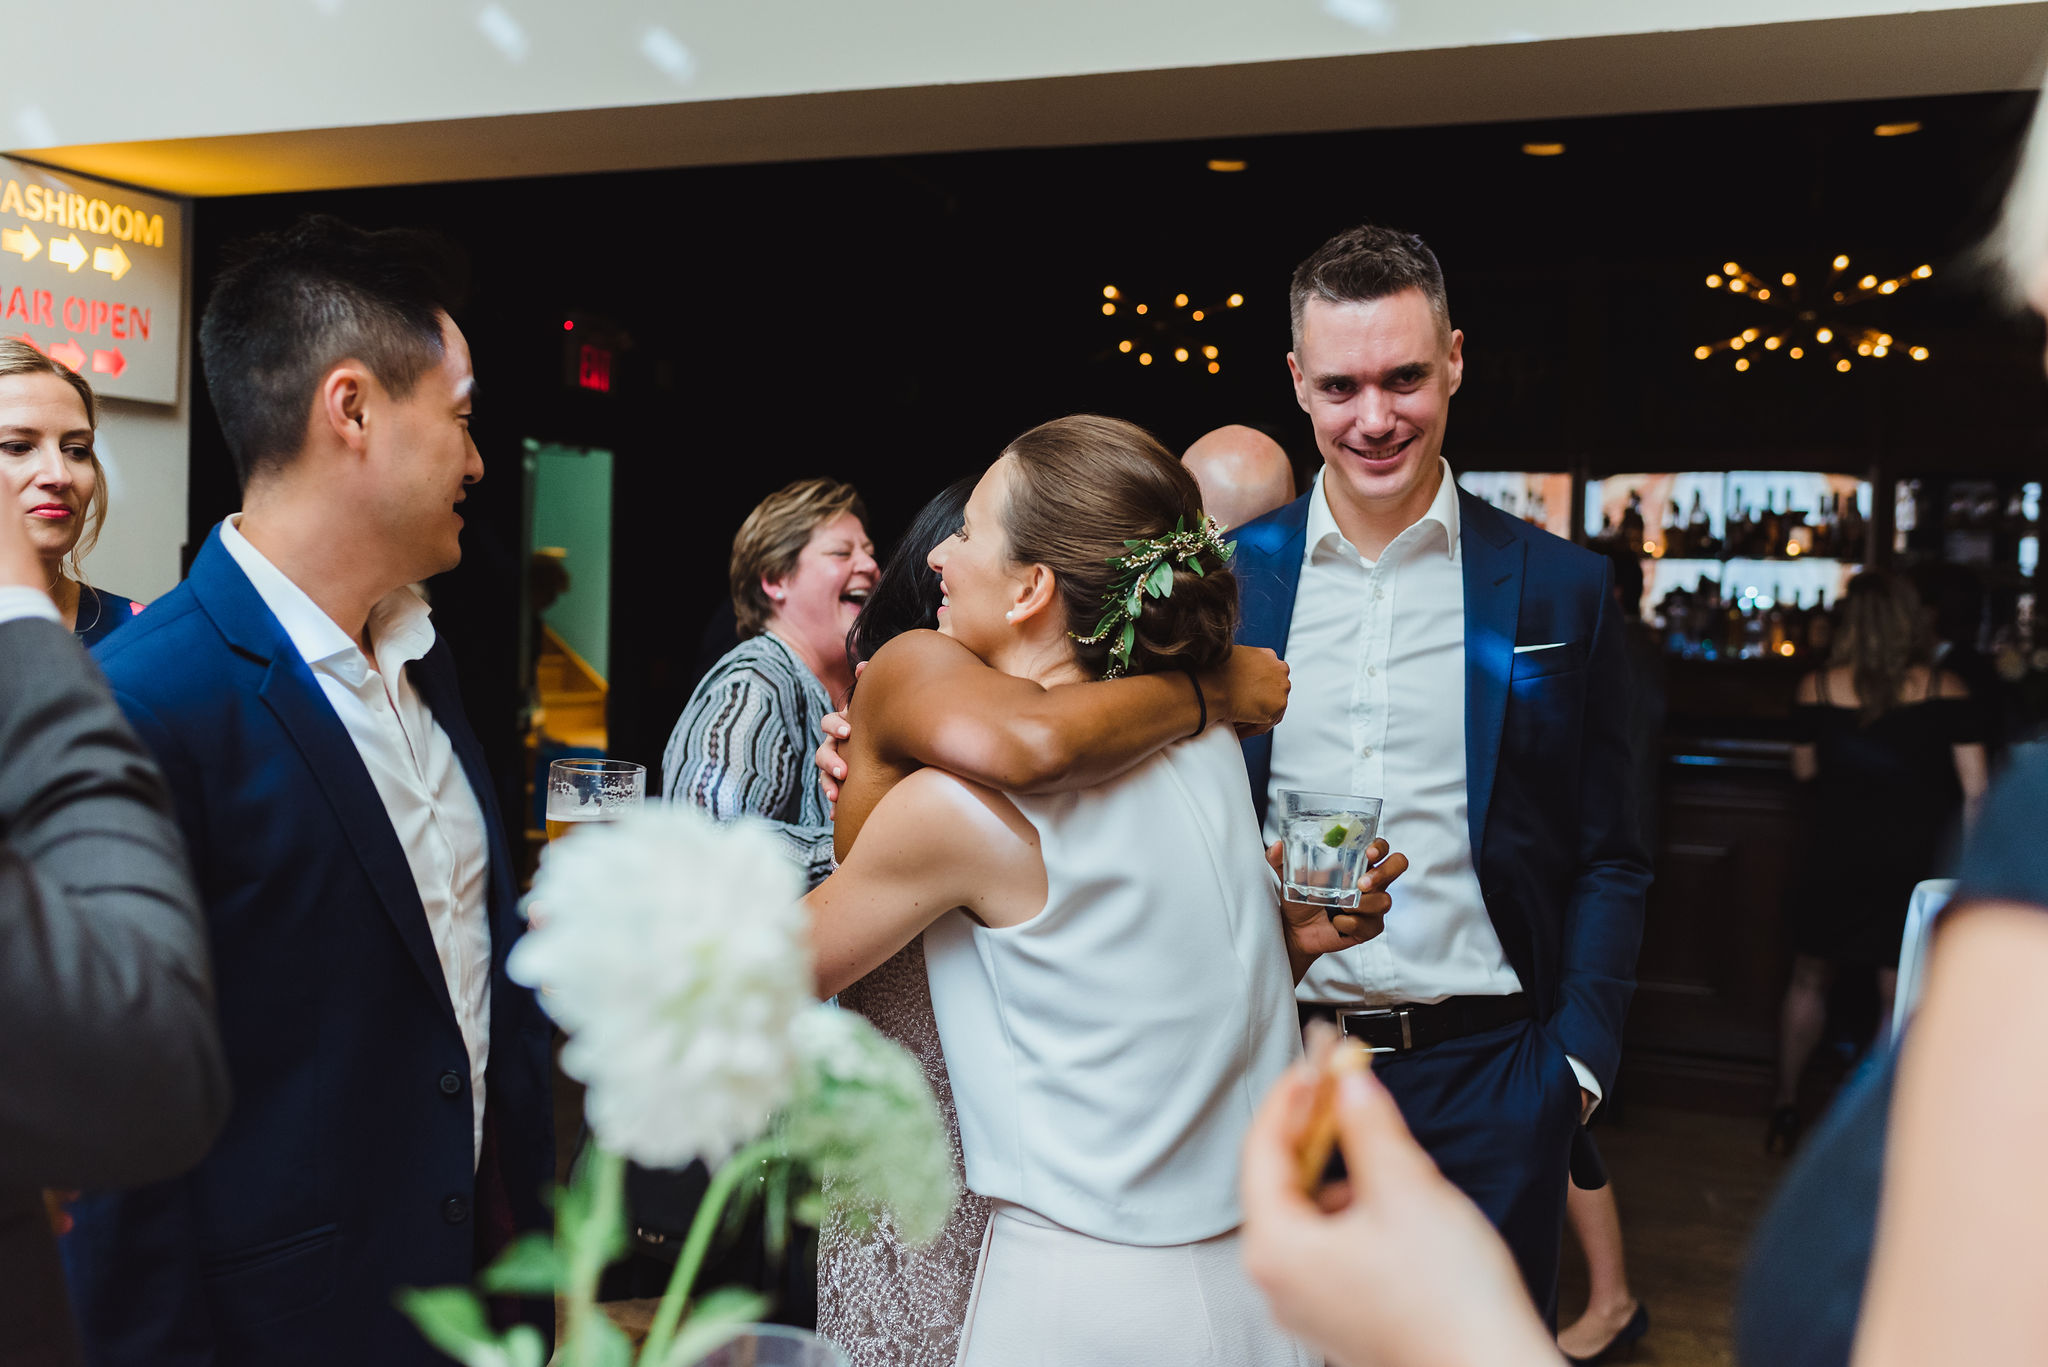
[1828,571,1931,722]
[0,338,107,567]
[1289,223,1451,350]
[999,414,1237,680]
[728,477,869,638]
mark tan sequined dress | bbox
[818,937,992,1367]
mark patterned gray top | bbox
[661,631,837,888]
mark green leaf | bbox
[395,1286,503,1367]
[500,1325,547,1367]
[1187,556,1205,577]
[568,1312,634,1367]
[1117,621,1136,659]
[1145,561,1175,597]
[478,1232,563,1297]
[1124,584,1143,616]
[657,1289,773,1367]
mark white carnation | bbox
[777,1005,961,1246]
[508,806,814,1170]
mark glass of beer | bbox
[545,758,645,841]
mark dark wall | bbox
[186,89,2048,801]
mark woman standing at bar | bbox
[0,340,143,646]
[1768,571,1987,1152]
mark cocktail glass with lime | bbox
[1278,789,1384,909]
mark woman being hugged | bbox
[0,340,142,645]
[807,415,1400,1365]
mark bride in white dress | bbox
[804,415,1403,1366]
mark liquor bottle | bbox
[1687,491,1715,558]
[1662,500,1686,558]
[1727,487,1748,559]
[1806,589,1835,655]
[1839,493,1865,563]
[1759,490,1781,559]
[1620,492,1646,553]
[1767,585,1788,655]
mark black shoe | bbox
[1765,1104,1802,1155]
[1564,1302,1650,1365]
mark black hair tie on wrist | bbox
[1181,666,1207,739]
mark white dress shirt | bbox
[221,516,495,1163]
[1263,464,1601,1105]
[0,585,59,626]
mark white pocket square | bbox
[1513,642,1567,654]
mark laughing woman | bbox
[662,477,879,886]
[0,340,143,646]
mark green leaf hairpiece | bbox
[1072,515,1236,678]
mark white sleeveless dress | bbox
[924,725,1313,1367]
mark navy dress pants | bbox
[1366,1018,1583,1321]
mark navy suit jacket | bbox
[1234,487,1650,1093]
[64,528,554,1366]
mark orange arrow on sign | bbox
[91,348,127,379]
[92,243,131,282]
[45,338,86,371]
[47,234,87,273]
[1,226,41,262]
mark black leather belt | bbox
[1299,993,1531,1055]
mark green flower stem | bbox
[568,1147,625,1367]
[640,1139,777,1367]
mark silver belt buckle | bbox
[1342,1006,1412,1053]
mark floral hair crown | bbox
[1073,516,1236,679]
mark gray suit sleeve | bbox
[0,618,230,1189]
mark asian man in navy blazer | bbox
[1233,225,1648,1317]
[64,217,553,1365]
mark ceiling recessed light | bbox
[1207,158,1248,173]
[1522,142,1566,157]
[1874,120,1922,137]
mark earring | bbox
[1004,609,1017,622]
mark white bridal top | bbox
[923,724,1302,1246]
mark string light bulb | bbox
[1724,261,1740,275]
[1227,294,1244,307]
[1790,347,1805,359]
[1207,361,1221,373]
[1873,344,1890,357]
[1765,336,1782,350]
[1695,345,1712,360]
[1174,293,1190,308]
[1913,264,1932,278]
[1103,286,1120,299]
[1756,287,1772,300]
[1174,348,1190,362]
[1118,340,1132,353]
[1730,279,1749,293]
[1735,358,1751,371]
[1911,346,1929,360]
[1191,310,1204,321]
[1833,255,1851,270]
[1135,304,1148,314]
[1202,345,1219,359]
[1858,274,1878,289]
[1878,333,1893,347]
[1879,280,1898,294]
[1707,274,1723,288]
[1817,328,1834,343]
[1782,272,1797,286]
[1857,342,1873,356]
[1742,328,1760,341]
[1837,358,1852,372]
[1102,302,1116,315]
[1138,352,1153,365]
[1731,337,1747,350]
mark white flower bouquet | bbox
[399,805,959,1367]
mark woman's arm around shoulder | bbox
[804,764,1044,998]
[854,629,1287,795]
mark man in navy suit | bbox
[1234,225,1648,1315]
[64,217,554,1365]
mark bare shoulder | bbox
[867,765,1033,851]
[1935,669,1972,700]
[862,629,981,687]
[1794,670,1822,704]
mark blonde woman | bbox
[0,339,141,644]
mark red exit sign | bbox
[577,343,612,393]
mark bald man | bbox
[1183,425,1297,529]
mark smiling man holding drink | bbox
[1230,224,1650,1320]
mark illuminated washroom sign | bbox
[0,155,183,404]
